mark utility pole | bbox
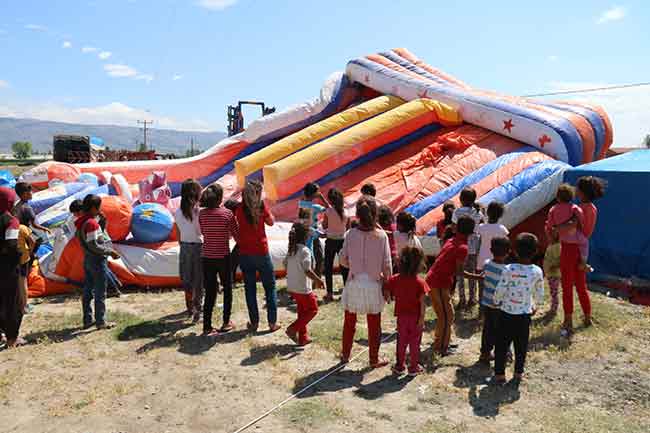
[137,120,154,151]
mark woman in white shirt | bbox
[173,179,204,321]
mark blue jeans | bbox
[239,254,277,326]
[82,254,109,326]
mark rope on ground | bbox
[231,331,398,433]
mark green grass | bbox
[281,399,347,431]
[416,419,470,433]
[532,407,649,433]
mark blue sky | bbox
[0,0,648,146]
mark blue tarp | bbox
[564,150,650,279]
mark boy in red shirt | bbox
[426,215,475,356]
[384,246,429,376]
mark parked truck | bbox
[52,135,167,163]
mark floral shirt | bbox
[494,263,544,315]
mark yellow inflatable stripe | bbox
[264,98,460,200]
[234,95,404,188]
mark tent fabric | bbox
[564,150,650,279]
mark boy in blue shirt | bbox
[298,182,330,276]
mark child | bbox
[466,237,510,364]
[360,183,376,199]
[452,188,484,308]
[436,201,456,247]
[298,182,330,276]
[322,188,349,302]
[97,212,124,298]
[174,179,204,320]
[426,215,475,356]
[224,198,240,284]
[383,246,429,376]
[13,182,51,259]
[378,205,397,268]
[394,211,423,257]
[493,233,544,385]
[64,199,84,237]
[17,221,35,313]
[284,222,324,346]
[199,184,239,336]
[476,202,509,304]
[575,176,605,272]
[544,231,561,315]
[75,194,121,330]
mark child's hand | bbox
[110,251,121,260]
[531,308,538,316]
[314,278,325,289]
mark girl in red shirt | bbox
[383,246,429,376]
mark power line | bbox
[137,120,154,151]
[523,81,650,97]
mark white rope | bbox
[231,331,397,433]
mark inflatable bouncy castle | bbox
[21,48,612,296]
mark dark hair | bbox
[459,187,477,207]
[82,194,102,213]
[180,179,202,221]
[328,188,345,220]
[515,233,538,260]
[442,201,455,225]
[356,197,377,229]
[360,183,376,197]
[287,222,309,257]
[456,215,476,235]
[490,236,511,258]
[576,176,606,202]
[486,201,505,223]
[303,182,319,199]
[399,246,424,276]
[15,182,32,197]
[350,219,359,229]
[69,199,83,214]
[223,199,239,212]
[298,207,312,221]
[242,180,263,226]
[556,184,575,203]
[377,205,394,229]
[201,184,223,209]
[396,211,417,234]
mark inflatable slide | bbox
[20,48,612,295]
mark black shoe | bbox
[83,321,95,330]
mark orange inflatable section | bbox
[100,196,133,241]
[416,151,554,234]
[392,48,471,90]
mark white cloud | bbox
[597,6,626,24]
[135,74,154,83]
[197,0,238,11]
[0,80,9,89]
[62,41,72,49]
[543,81,650,148]
[172,74,183,81]
[24,24,47,31]
[98,51,112,60]
[81,46,98,53]
[0,101,213,131]
[548,55,559,62]
[104,63,138,78]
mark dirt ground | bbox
[1,279,650,433]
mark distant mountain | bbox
[0,117,227,155]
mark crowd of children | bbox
[0,175,605,386]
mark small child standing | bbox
[476,202,509,306]
[298,182,330,276]
[544,232,561,315]
[436,201,456,247]
[284,222,324,346]
[493,233,544,385]
[174,179,204,320]
[426,216,475,356]
[322,188,349,302]
[378,205,397,268]
[383,246,429,376]
[17,222,35,312]
[452,188,484,308]
[394,211,423,257]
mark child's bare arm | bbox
[418,293,427,329]
[464,270,484,280]
[305,268,324,289]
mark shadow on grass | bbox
[240,343,300,366]
[467,381,521,417]
[293,366,365,398]
[354,374,415,400]
[23,326,87,345]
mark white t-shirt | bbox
[476,223,509,270]
[494,263,545,315]
[452,206,484,254]
[393,231,423,256]
[285,244,312,294]
[174,208,203,243]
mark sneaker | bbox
[285,328,298,344]
[268,323,282,333]
[323,294,335,303]
[408,365,424,377]
[202,328,220,337]
[370,359,389,369]
[96,322,116,330]
[392,364,406,375]
[297,338,312,347]
[339,354,350,364]
[83,321,95,330]
[220,321,235,333]
[478,354,494,365]
[584,316,593,327]
[489,376,507,386]
[247,322,259,333]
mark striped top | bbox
[198,207,239,259]
[481,259,506,308]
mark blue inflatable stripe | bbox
[283,123,442,201]
[31,182,89,215]
[350,58,584,166]
[380,51,455,87]
[541,102,605,160]
[405,147,533,218]
[40,185,109,227]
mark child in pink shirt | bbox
[546,184,589,271]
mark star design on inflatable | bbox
[503,119,514,133]
[538,134,551,148]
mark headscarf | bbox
[0,186,17,215]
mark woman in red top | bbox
[0,187,24,348]
[234,180,280,333]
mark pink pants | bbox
[288,292,319,344]
[342,311,381,364]
[396,314,422,372]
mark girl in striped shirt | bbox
[199,184,239,337]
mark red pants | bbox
[396,314,422,372]
[341,310,382,364]
[288,292,319,344]
[560,243,591,319]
